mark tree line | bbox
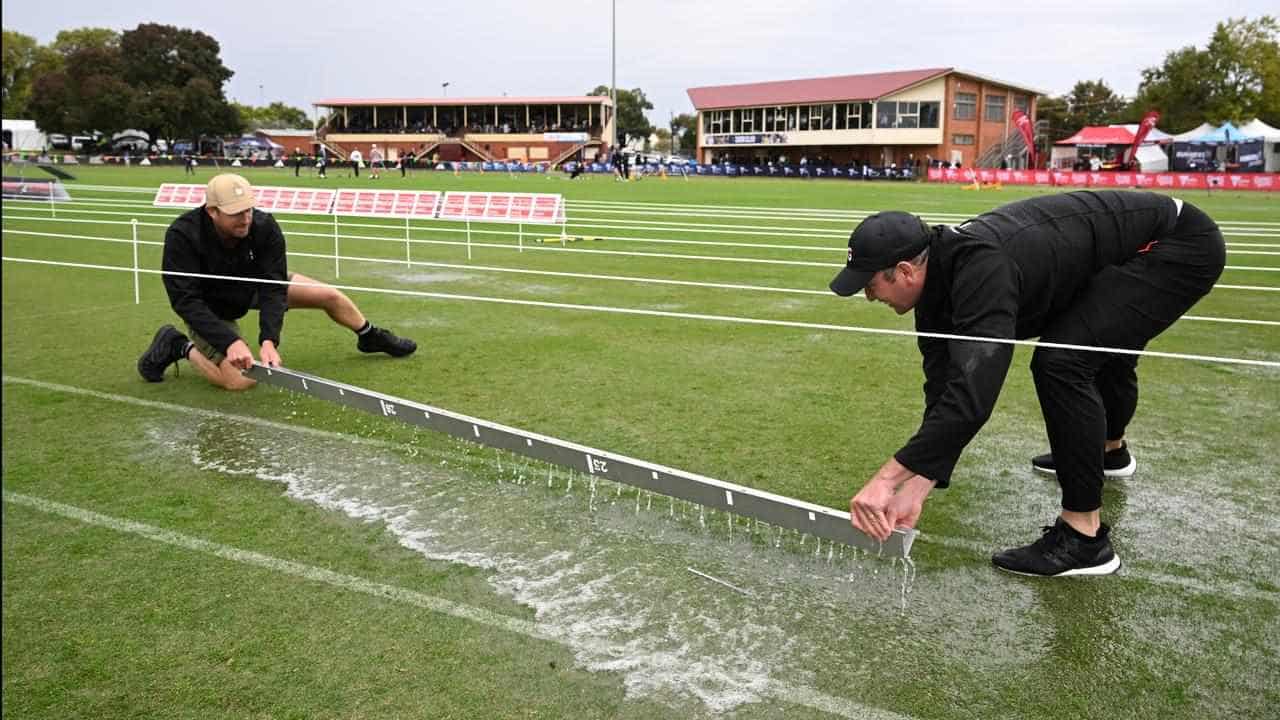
[3,16,1275,156]
[2,23,308,152]
[1036,17,1278,145]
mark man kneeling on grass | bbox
[137,173,416,390]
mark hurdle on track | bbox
[245,363,917,559]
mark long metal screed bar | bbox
[245,363,917,558]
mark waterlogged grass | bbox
[3,164,1279,719]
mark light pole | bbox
[442,82,450,98]
[611,0,617,150]
[258,84,264,107]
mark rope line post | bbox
[333,214,340,278]
[518,222,523,253]
[49,182,56,219]
[131,218,140,304]
[405,217,411,268]
[466,219,472,260]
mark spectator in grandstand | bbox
[137,173,417,391]
[369,144,384,179]
[829,190,1223,577]
[349,148,363,177]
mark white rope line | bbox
[5,256,1277,368]
[7,218,1280,279]
[5,226,1279,305]
[62,183,1280,230]
[16,197,1280,242]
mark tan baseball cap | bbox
[205,173,256,214]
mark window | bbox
[952,134,975,145]
[740,108,755,133]
[985,94,1006,122]
[955,92,976,120]
[787,106,798,130]
[810,104,832,130]
[920,101,940,128]
[753,108,764,130]
[835,104,847,130]
[897,101,919,128]
[771,106,787,132]
[877,102,896,128]
[705,110,730,134]
[1013,95,1029,114]
[798,106,809,131]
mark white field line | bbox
[36,185,1280,233]
[2,501,911,720]
[4,258,1279,367]
[5,222,1278,283]
[63,182,1280,229]
[3,375,1276,606]
[4,236,1276,325]
[8,203,1280,249]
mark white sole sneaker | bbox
[995,554,1122,577]
[1031,456,1137,479]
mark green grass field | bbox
[4,164,1278,719]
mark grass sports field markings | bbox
[13,236,1276,326]
[9,227,1278,325]
[4,258,1280,366]
[2,492,916,720]
[9,198,1280,252]
[5,220,1279,302]
[4,374,1276,605]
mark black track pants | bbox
[1030,202,1225,512]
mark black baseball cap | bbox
[828,211,934,296]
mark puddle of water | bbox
[141,417,1052,713]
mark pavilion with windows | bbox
[687,68,1044,170]
[312,96,615,167]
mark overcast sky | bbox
[3,0,1273,124]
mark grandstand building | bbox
[687,68,1043,170]
[312,96,615,167]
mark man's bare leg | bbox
[286,272,366,331]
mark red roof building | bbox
[686,68,1045,169]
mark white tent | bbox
[2,119,46,151]
[1239,119,1280,171]
[1134,144,1168,172]
[1171,123,1214,142]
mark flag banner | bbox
[1124,111,1161,166]
[1011,110,1037,167]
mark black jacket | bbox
[161,207,288,353]
[895,190,1179,486]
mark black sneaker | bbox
[137,325,189,382]
[1031,443,1136,478]
[992,518,1121,577]
[357,326,417,357]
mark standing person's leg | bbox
[285,273,417,357]
[1095,354,1139,452]
[998,208,1223,576]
